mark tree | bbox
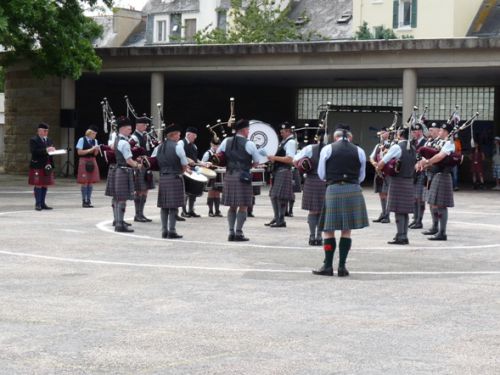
[355,22,397,40]
[195,0,316,44]
[0,0,111,79]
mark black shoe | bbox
[453,187,459,191]
[208,212,215,217]
[113,220,131,227]
[387,239,409,245]
[228,234,235,241]
[167,232,183,239]
[134,216,148,223]
[82,201,89,208]
[35,205,42,211]
[86,201,94,208]
[408,221,417,228]
[380,217,390,223]
[337,267,350,277]
[314,239,323,246]
[422,229,438,235]
[312,265,333,276]
[214,211,223,217]
[115,225,134,233]
[308,237,316,246]
[41,204,52,210]
[188,211,200,218]
[141,215,152,222]
[428,233,447,241]
[176,215,186,222]
[247,212,254,218]
[410,223,423,229]
[270,222,286,228]
[234,234,249,241]
[162,231,169,239]
[285,211,294,217]
[264,219,276,226]
[372,214,384,223]
[181,212,191,218]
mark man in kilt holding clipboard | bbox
[313,125,369,277]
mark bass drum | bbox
[249,120,279,163]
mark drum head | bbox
[249,120,279,157]
[184,171,208,182]
[197,166,217,179]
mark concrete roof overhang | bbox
[94,38,500,87]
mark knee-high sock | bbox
[161,208,169,233]
[188,195,196,212]
[134,195,141,216]
[307,213,319,238]
[168,208,178,232]
[116,201,126,226]
[34,187,42,206]
[438,207,448,235]
[41,187,48,205]
[412,201,418,221]
[87,185,93,202]
[111,198,117,221]
[227,209,237,234]
[214,197,221,213]
[338,237,352,268]
[323,238,336,268]
[235,211,247,235]
[380,197,387,216]
[288,200,294,214]
[271,198,279,221]
[207,197,214,213]
[278,199,287,223]
[395,213,405,239]
[418,202,425,224]
[140,195,147,217]
[81,186,86,201]
[182,195,188,214]
[402,213,409,239]
[431,206,439,231]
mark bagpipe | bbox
[380,111,402,177]
[292,123,325,174]
[208,97,239,167]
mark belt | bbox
[327,180,357,185]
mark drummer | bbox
[202,137,223,217]
[266,122,297,228]
[218,119,261,241]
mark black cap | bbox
[429,122,439,129]
[165,123,181,135]
[88,125,99,132]
[235,119,250,131]
[135,115,151,125]
[117,116,132,128]
[186,126,198,134]
[38,123,49,129]
[441,123,454,133]
[280,122,293,130]
[316,128,326,137]
[412,123,423,131]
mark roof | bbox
[468,0,500,37]
[142,0,199,15]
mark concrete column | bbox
[402,69,417,124]
[60,78,76,176]
[150,72,164,131]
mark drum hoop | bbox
[184,171,208,182]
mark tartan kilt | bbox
[387,177,414,214]
[157,174,185,208]
[292,168,302,193]
[493,164,500,179]
[373,175,389,193]
[301,174,326,212]
[414,172,426,200]
[28,168,55,186]
[76,157,100,184]
[106,166,134,201]
[222,172,253,207]
[206,178,223,193]
[269,169,294,200]
[318,183,369,231]
[134,167,155,192]
[104,165,116,197]
[427,172,454,207]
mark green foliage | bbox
[355,22,398,40]
[355,22,373,40]
[195,0,315,44]
[373,25,397,40]
[0,0,112,79]
[0,67,4,92]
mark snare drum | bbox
[214,168,226,188]
[197,166,217,179]
[183,171,208,196]
[251,168,266,186]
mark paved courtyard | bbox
[0,174,499,374]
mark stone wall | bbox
[4,70,61,174]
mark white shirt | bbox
[281,135,297,157]
[293,144,314,161]
[317,140,366,183]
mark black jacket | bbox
[29,136,54,169]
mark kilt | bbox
[105,166,134,201]
[292,168,302,193]
[222,172,253,207]
[252,186,261,196]
[28,168,55,186]
[157,174,185,208]
[269,169,294,200]
[470,161,484,174]
[427,172,454,207]
[76,157,100,184]
[414,172,426,200]
[318,183,369,232]
[134,167,155,192]
[104,165,115,197]
[373,175,389,194]
[387,177,414,214]
[493,164,500,179]
[206,178,223,193]
[301,174,326,212]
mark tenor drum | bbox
[197,166,217,179]
[249,120,279,163]
[183,171,208,196]
[251,168,266,186]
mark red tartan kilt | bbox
[76,157,100,184]
[28,168,55,186]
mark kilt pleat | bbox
[28,168,55,186]
[301,174,326,211]
[157,174,185,208]
[105,166,134,201]
[269,169,294,200]
[318,183,369,231]
[76,157,100,184]
[414,173,426,200]
[373,175,389,194]
[387,177,414,214]
[134,167,155,191]
[427,172,454,207]
[104,165,115,197]
[222,172,253,207]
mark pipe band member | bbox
[202,137,223,217]
[182,126,203,218]
[421,122,441,235]
[370,127,391,223]
[131,116,155,223]
[377,127,417,245]
[420,122,456,241]
[313,124,369,277]
[218,119,261,241]
[76,125,100,207]
[29,122,56,211]
[265,122,297,228]
[409,123,427,229]
[156,123,188,239]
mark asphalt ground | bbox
[0,174,499,374]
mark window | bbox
[217,10,227,31]
[393,0,417,29]
[156,20,167,42]
[184,19,197,42]
[170,13,182,39]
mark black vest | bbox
[82,137,96,158]
[397,140,417,178]
[308,144,321,176]
[133,131,147,150]
[225,136,252,172]
[183,139,198,161]
[114,135,128,167]
[325,140,360,183]
[157,139,182,174]
[273,137,293,171]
